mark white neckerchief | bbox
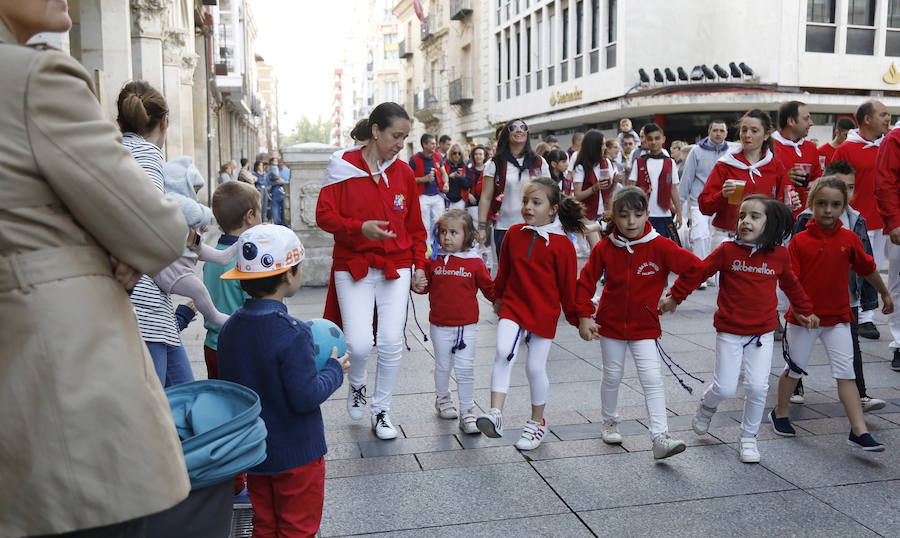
[322,145,398,188]
[732,238,761,257]
[523,217,567,246]
[609,227,660,253]
[719,148,774,182]
[436,247,482,265]
[894,119,900,130]
[846,129,883,149]
[771,130,805,157]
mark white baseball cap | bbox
[221,224,304,280]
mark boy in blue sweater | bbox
[218,224,349,536]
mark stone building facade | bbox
[37,0,278,199]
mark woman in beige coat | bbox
[0,3,191,537]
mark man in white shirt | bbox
[628,123,682,242]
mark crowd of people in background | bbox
[218,154,291,225]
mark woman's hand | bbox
[721,180,736,199]
[109,255,141,292]
[361,220,397,241]
[477,228,487,245]
[411,268,427,293]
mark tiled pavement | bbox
[179,272,900,537]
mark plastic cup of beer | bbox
[795,163,812,188]
[727,179,746,205]
[597,168,612,188]
[818,155,826,170]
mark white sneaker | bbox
[699,282,708,290]
[514,418,547,450]
[347,384,367,420]
[434,395,458,419]
[692,404,716,435]
[601,419,623,444]
[861,396,886,413]
[476,408,503,438]
[652,432,686,460]
[739,436,760,463]
[371,410,398,440]
[459,409,479,434]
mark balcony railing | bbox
[421,16,434,42]
[399,40,413,59]
[450,0,473,20]
[448,77,472,106]
[413,88,440,123]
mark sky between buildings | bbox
[253,0,355,133]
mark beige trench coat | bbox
[0,26,191,537]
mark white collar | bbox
[609,227,660,253]
[846,129,883,149]
[436,247,482,264]
[771,130,806,157]
[322,145,398,188]
[523,217,567,246]
[732,238,761,257]
[719,148,774,181]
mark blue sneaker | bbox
[848,431,885,452]
[770,409,796,437]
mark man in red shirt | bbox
[818,117,855,167]
[772,101,822,214]
[833,100,891,339]
[874,119,900,372]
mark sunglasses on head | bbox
[509,123,528,132]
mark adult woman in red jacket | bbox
[699,109,798,252]
[316,102,427,440]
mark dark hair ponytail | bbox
[350,118,371,142]
[524,177,586,234]
[356,102,410,142]
[116,80,167,135]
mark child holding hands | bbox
[660,195,819,463]
[418,209,495,433]
[576,186,703,460]
[771,177,893,451]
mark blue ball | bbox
[305,318,346,371]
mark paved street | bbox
[180,271,900,537]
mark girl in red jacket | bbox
[419,209,495,434]
[661,195,819,463]
[576,187,703,460]
[476,177,584,450]
[772,177,893,451]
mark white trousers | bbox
[702,332,774,438]
[334,268,411,413]
[887,240,900,348]
[688,203,712,261]
[490,318,553,406]
[419,194,445,246]
[448,199,466,210]
[599,337,669,438]
[854,230,885,325]
[784,323,855,380]
[430,323,477,413]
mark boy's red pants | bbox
[247,458,326,537]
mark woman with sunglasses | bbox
[445,143,470,210]
[477,119,551,254]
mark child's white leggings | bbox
[599,337,669,439]
[335,268,411,414]
[490,318,552,406]
[701,332,774,438]
[430,323,477,413]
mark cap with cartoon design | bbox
[221,224,304,280]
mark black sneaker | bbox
[893,349,900,372]
[848,431,885,451]
[858,322,880,340]
[770,409,796,437]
